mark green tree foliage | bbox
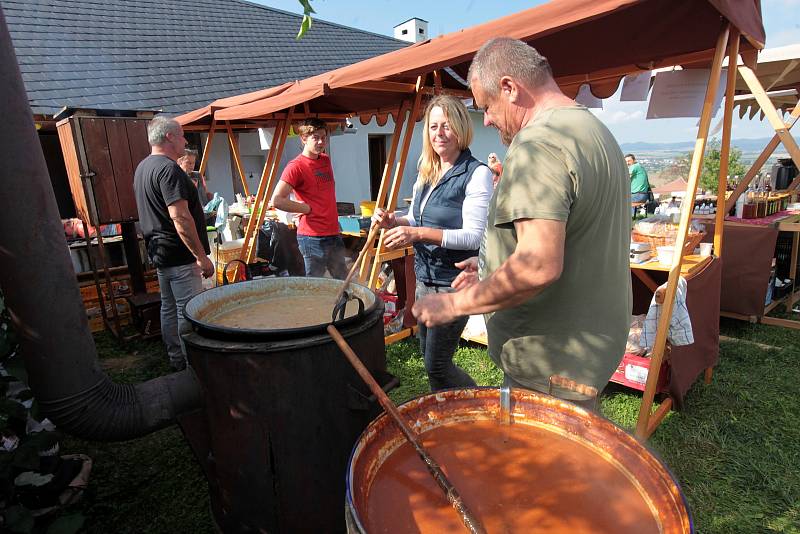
[696,138,748,194]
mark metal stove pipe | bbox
[0,9,201,440]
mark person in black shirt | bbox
[134,115,213,371]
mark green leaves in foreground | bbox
[296,0,316,40]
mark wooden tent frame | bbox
[723,62,800,212]
[634,26,733,438]
[177,7,763,440]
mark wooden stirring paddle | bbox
[327,324,487,534]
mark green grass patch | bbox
[64,320,800,533]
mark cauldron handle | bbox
[331,291,364,323]
[499,385,512,425]
[222,259,249,285]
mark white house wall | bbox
[199,111,505,212]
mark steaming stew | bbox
[209,295,357,329]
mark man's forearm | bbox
[452,251,558,316]
[272,196,309,214]
[173,213,207,260]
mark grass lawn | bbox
[64,317,799,533]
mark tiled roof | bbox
[3,0,407,115]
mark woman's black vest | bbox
[412,149,485,285]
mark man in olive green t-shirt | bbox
[413,38,632,401]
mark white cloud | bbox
[590,109,644,124]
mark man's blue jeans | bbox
[416,281,475,392]
[631,192,649,216]
[296,235,348,279]
[157,263,202,368]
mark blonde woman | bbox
[373,95,493,391]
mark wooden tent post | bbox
[237,119,287,267]
[242,110,293,264]
[356,100,410,281]
[782,103,800,190]
[226,121,250,196]
[368,77,425,289]
[724,104,800,213]
[635,25,729,440]
[198,118,216,179]
[738,66,800,186]
[704,30,740,385]
[714,30,740,259]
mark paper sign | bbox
[646,68,726,119]
[620,71,651,101]
[575,84,603,109]
[258,127,274,150]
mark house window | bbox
[402,29,408,35]
[419,28,424,34]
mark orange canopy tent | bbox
[178,0,764,127]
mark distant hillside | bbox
[620,137,788,155]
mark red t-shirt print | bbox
[279,153,340,236]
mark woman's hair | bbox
[417,95,473,186]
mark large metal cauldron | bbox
[182,277,389,533]
[346,388,692,534]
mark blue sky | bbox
[253,0,799,144]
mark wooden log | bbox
[738,66,800,188]
[198,118,216,177]
[358,100,410,281]
[226,121,250,196]
[724,103,800,212]
[714,30,739,258]
[635,25,729,440]
[241,110,293,265]
[369,77,425,289]
[239,119,287,266]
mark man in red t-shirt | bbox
[271,118,347,279]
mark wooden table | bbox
[697,212,800,329]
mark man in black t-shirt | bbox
[134,115,213,371]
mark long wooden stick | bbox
[198,118,216,183]
[238,109,293,267]
[333,223,381,308]
[738,66,800,186]
[226,121,250,196]
[724,103,800,212]
[240,119,287,264]
[326,325,486,534]
[369,78,425,288]
[358,100,411,282]
[635,25,730,440]
[714,30,739,259]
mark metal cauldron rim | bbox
[184,276,378,341]
[345,386,693,534]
